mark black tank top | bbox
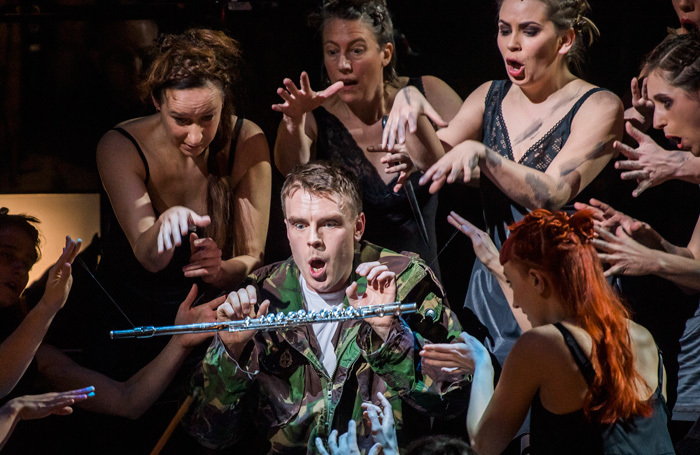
[529,323,675,455]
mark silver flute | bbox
[110,302,417,339]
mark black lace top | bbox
[312,77,438,267]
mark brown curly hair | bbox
[140,28,242,153]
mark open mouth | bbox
[506,59,524,78]
[666,135,685,150]
[681,19,699,33]
[309,259,327,279]
[340,79,358,88]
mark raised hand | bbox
[420,338,476,375]
[183,232,223,283]
[624,77,654,132]
[346,262,397,342]
[447,211,500,273]
[367,143,416,192]
[156,206,211,253]
[216,285,270,357]
[591,226,660,277]
[173,284,225,348]
[41,236,82,313]
[272,71,344,119]
[315,420,381,455]
[614,122,689,197]
[361,392,399,455]
[419,140,484,194]
[382,86,447,151]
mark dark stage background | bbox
[1,1,699,453]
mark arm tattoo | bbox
[525,173,555,210]
[403,88,412,104]
[485,145,502,168]
[559,141,607,177]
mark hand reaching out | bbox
[419,334,478,375]
[156,206,210,253]
[361,392,399,455]
[183,232,223,283]
[382,86,447,150]
[591,226,660,277]
[272,72,344,119]
[613,122,685,197]
[173,284,225,348]
[419,140,484,194]
[574,199,660,249]
[447,211,500,275]
[366,143,416,192]
[7,386,95,421]
[315,420,382,455]
[40,236,82,313]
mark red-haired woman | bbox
[420,209,674,455]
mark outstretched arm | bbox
[0,237,80,398]
[273,72,344,175]
[0,387,93,450]
[421,90,623,210]
[469,331,543,455]
[353,259,471,418]
[593,222,700,292]
[97,130,211,273]
[35,284,222,419]
[446,212,531,332]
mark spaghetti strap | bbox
[554,322,595,386]
[112,127,150,185]
[227,117,244,175]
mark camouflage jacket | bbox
[183,241,470,454]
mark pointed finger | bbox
[615,159,643,170]
[423,103,448,128]
[320,81,344,99]
[625,121,651,145]
[180,284,199,311]
[633,180,652,197]
[613,140,639,159]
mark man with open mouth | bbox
[183,161,471,454]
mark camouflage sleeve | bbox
[181,335,259,449]
[357,261,472,418]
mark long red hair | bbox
[500,209,651,424]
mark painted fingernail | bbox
[87,392,95,397]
